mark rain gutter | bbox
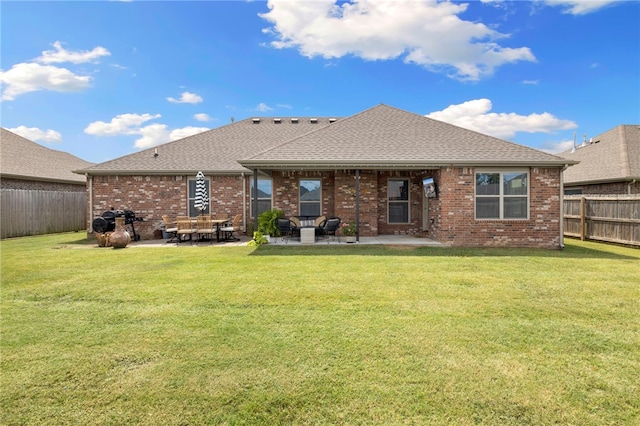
[237,159,577,171]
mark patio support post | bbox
[253,170,259,232]
[355,169,360,242]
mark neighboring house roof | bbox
[1,128,93,185]
[77,104,572,176]
[240,104,572,170]
[559,125,640,185]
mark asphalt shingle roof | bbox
[240,104,570,169]
[1,128,93,184]
[559,125,640,185]
[77,104,571,175]
[77,117,339,175]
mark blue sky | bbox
[2,0,638,164]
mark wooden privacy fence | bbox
[1,189,86,239]
[564,195,640,246]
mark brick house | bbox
[560,125,640,195]
[75,104,575,248]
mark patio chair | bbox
[195,214,216,244]
[161,215,178,243]
[320,217,341,243]
[220,214,242,241]
[176,216,196,244]
[289,217,301,240]
[314,215,327,239]
[276,218,296,244]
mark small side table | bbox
[300,227,315,244]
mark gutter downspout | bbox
[241,173,246,233]
[88,174,93,234]
[560,165,568,249]
[253,170,259,232]
[629,179,637,195]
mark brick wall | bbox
[376,171,431,236]
[334,170,377,236]
[438,167,562,248]
[87,167,564,247]
[269,171,335,217]
[88,174,246,239]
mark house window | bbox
[475,171,528,219]
[300,179,321,217]
[250,178,272,218]
[188,177,210,217]
[388,179,409,223]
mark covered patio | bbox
[126,234,445,248]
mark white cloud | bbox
[256,102,273,112]
[36,41,110,64]
[133,125,209,149]
[168,126,209,143]
[1,42,110,101]
[167,91,203,104]
[194,113,211,122]
[426,98,577,139]
[84,113,208,149]
[0,62,92,101]
[540,138,575,154]
[84,113,161,136]
[8,126,62,144]
[260,0,536,81]
[542,0,618,15]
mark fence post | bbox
[580,196,586,241]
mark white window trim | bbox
[250,177,273,219]
[387,178,410,224]
[299,178,322,217]
[475,169,529,220]
[187,177,210,217]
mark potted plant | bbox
[257,208,284,242]
[341,221,357,243]
[247,231,269,247]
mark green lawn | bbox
[1,233,638,425]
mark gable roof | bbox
[77,104,572,176]
[559,125,640,185]
[1,128,93,185]
[76,117,339,175]
[239,104,572,170]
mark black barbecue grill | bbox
[92,209,143,241]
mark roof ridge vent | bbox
[329,118,336,123]
[291,118,298,123]
[252,118,260,124]
[310,118,318,123]
[274,118,281,123]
